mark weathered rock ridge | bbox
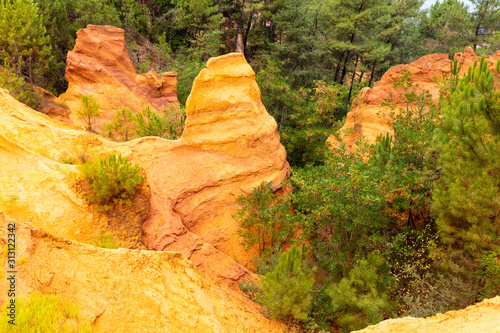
[354,296,500,333]
[0,52,289,287]
[0,215,282,332]
[56,25,178,132]
[328,47,500,151]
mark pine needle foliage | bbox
[327,251,395,332]
[234,181,292,256]
[0,292,91,332]
[432,56,500,261]
[260,245,315,325]
[76,94,101,132]
[104,107,135,141]
[79,154,144,209]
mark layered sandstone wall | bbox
[56,25,179,132]
[0,52,289,287]
[0,215,282,332]
[328,47,500,151]
[354,296,500,333]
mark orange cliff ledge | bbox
[328,47,500,152]
[56,25,179,132]
[0,52,289,288]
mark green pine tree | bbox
[260,245,315,326]
[432,56,500,273]
[0,0,52,87]
[327,251,395,332]
[105,107,135,141]
[77,95,101,132]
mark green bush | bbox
[234,181,292,256]
[327,251,395,332]
[477,250,500,300]
[0,292,91,332]
[93,233,120,249]
[238,278,262,302]
[104,107,135,141]
[79,154,144,208]
[76,95,101,132]
[260,245,315,325]
[0,66,40,110]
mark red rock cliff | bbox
[57,25,178,131]
[328,47,500,151]
[0,53,289,288]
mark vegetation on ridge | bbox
[237,57,500,331]
[1,0,500,331]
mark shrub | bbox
[234,181,292,256]
[77,95,101,132]
[104,107,135,141]
[238,279,262,302]
[477,250,500,300]
[260,245,315,325]
[0,292,91,332]
[327,251,395,332]
[93,233,120,249]
[79,154,144,208]
[0,66,40,110]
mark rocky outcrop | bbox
[0,215,283,332]
[56,25,178,132]
[354,296,500,333]
[0,52,289,287]
[328,47,500,151]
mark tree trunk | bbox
[333,54,344,83]
[339,50,350,84]
[368,61,377,87]
[243,12,253,57]
[347,55,359,104]
[233,0,246,53]
[358,71,364,83]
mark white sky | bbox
[422,0,473,10]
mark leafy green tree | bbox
[421,0,500,55]
[271,0,327,88]
[327,251,395,332]
[234,181,292,255]
[291,142,390,274]
[420,0,474,55]
[432,56,500,265]
[77,95,101,132]
[375,69,438,228]
[256,59,341,167]
[260,245,315,325]
[0,0,52,87]
[318,0,392,85]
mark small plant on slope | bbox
[0,292,91,332]
[77,94,101,132]
[79,154,144,209]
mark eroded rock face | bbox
[0,53,289,287]
[56,25,178,131]
[353,296,500,333]
[0,215,283,332]
[328,47,500,151]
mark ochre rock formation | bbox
[0,215,283,332]
[56,25,178,132]
[353,296,500,333]
[328,47,500,151]
[0,52,289,287]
